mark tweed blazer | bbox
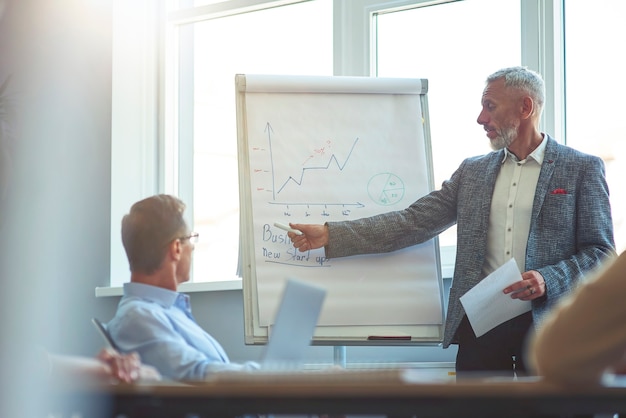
[326,135,615,348]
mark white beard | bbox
[490,124,518,150]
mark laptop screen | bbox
[261,278,326,369]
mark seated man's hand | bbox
[97,348,161,383]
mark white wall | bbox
[1,1,113,416]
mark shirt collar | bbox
[123,282,181,308]
[502,134,547,164]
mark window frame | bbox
[102,0,565,296]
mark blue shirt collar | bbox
[123,282,188,309]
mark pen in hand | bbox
[274,222,303,236]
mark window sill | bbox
[95,279,243,297]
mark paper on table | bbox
[460,258,531,337]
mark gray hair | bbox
[487,66,545,115]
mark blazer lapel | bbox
[532,137,558,222]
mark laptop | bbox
[260,278,327,370]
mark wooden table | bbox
[50,368,626,418]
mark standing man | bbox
[107,194,259,381]
[287,67,615,377]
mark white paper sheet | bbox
[459,258,531,337]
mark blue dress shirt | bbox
[107,282,259,380]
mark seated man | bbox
[107,194,259,381]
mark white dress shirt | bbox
[483,136,547,276]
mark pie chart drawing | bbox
[367,173,405,206]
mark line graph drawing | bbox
[254,122,410,216]
[263,122,363,205]
[274,137,359,195]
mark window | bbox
[179,1,333,284]
[563,0,626,253]
[374,0,521,249]
[108,0,622,292]
[108,0,332,290]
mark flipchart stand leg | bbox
[334,345,346,368]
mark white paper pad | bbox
[460,258,531,337]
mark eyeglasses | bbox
[179,232,199,244]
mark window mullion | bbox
[175,22,194,223]
[521,0,564,142]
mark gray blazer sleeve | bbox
[325,173,459,258]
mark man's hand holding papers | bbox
[460,258,531,337]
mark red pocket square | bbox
[550,188,567,195]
